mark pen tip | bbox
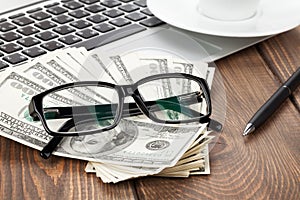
[243,123,255,136]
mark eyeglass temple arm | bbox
[40,119,75,159]
[37,91,205,121]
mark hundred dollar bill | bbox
[56,47,92,75]
[136,52,208,76]
[54,49,118,85]
[16,47,96,84]
[20,48,118,104]
[58,48,115,83]
[58,118,208,167]
[17,57,110,104]
[0,70,58,145]
[53,49,105,82]
[0,70,77,139]
[90,53,118,83]
[0,70,83,144]
[110,55,135,84]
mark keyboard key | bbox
[79,0,99,4]
[36,31,58,41]
[73,24,146,50]
[0,51,3,56]
[109,18,131,27]
[70,20,92,29]
[59,35,82,45]
[30,11,51,20]
[93,23,115,33]
[3,53,28,64]
[63,1,84,10]
[52,14,74,24]
[0,43,22,54]
[134,0,147,7]
[103,9,124,18]
[69,9,90,18]
[87,14,108,23]
[0,31,22,42]
[140,17,165,27]
[26,7,43,14]
[35,20,57,30]
[101,0,121,8]
[12,17,34,26]
[119,4,139,12]
[17,37,40,47]
[47,6,68,15]
[17,26,39,36]
[141,8,154,16]
[44,2,59,8]
[53,25,75,35]
[22,46,46,58]
[125,12,146,21]
[119,0,134,2]
[9,13,25,19]
[0,60,9,69]
[0,22,17,32]
[85,5,106,13]
[76,28,99,39]
[41,41,64,51]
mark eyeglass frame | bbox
[29,73,212,137]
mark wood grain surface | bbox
[257,27,300,110]
[1,27,299,200]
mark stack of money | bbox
[0,47,216,183]
[85,128,214,183]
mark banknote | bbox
[18,57,110,104]
[0,70,58,146]
[59,118,208,167]
[85,136,211,183]
[89,53,118,83]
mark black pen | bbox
[243,67,300,136]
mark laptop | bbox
[0,0,270,70]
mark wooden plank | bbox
[257,26,300,110]
[134,36,300,199]
[0,137,136,200]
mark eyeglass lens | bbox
[42,85,120,134]
[137,77,207,121]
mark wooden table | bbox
[1,26,299,200]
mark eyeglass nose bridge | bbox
[120,85,136,96]
[118,85,150,117]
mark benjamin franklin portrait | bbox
[61,119,138,158]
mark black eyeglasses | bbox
[29,73,213,158]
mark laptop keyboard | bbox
[0,0,165,70]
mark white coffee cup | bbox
[198,0,261,21]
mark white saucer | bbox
[147,0,300,37]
